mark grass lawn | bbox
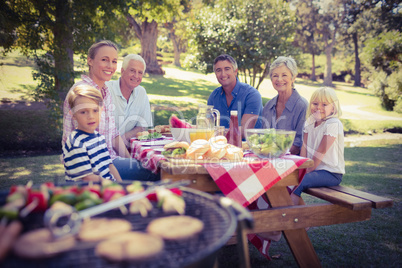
[0,139,400,267]
[218,139,401,267]
[0,51,401,266]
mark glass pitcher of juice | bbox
[192,105,220,142]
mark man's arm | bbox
[240,114,258,139]
[121,126,145,146]
[241,87,263,138]
[112,135,131,158]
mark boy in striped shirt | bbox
[63,85,122,182]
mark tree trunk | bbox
[54,0,74,101]
[172,34,181,67]
[127,16,164,75]
[323,32,335,87]
[311,52,316,81]
[353,32,361,87]
[164,22,181,67]
[141,19,164,75]
[324,44,333,86]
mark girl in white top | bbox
[292,87,345,205]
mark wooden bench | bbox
[305,185,393,210]
[159,157,394,268]
[236,185,393,268]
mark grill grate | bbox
[1,187,237,268]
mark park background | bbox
[0,0,401,267]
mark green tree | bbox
[163,0,192,67]
[293,0,322,81]
[339,0,402,87]
[362,30,402,111]
[317,0,346,87]
[190,0,297,90]
[339,0,366,87]
[0,0,129,127]
[125,0,185,74]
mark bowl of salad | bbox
[245,128,296,158]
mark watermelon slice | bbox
[169,114,193,128]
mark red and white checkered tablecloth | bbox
[130,138,309,260]
[201,155,309,207]
[131,138,308,205]
[200,155,308,260]
[130,138,173,174]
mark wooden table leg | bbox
[283,229,321,268]
[266,186,321,268]
[236,221,251,268]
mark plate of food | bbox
[161,138,245,163]
[141,139,172,147]
[136,132,165,141]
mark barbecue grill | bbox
[0,183,253,268]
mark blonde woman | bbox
[62,40,158,181]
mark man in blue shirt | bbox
[207,54,263,139]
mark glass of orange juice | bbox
[190,129,215,142]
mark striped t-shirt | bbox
[63,129,115,181]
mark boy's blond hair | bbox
[307,87,342,119]
[67,85,103,111]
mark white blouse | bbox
[304,117,345,174]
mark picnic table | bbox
[130,137,393,268]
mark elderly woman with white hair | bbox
[261,56,308,155]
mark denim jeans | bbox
[113,157,160,181]
[293,169,342,196]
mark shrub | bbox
[344,74,352,83]
[0,109,62,156]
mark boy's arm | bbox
[109,164,123,182]
[82,174,102,182]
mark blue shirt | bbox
[63,130,115,181]
[207,79,263,129]
[261,89,308,149]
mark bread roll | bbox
[163,141,189,150]
[224,145,244,161]
[162,141,190,158]
[136,131,149,138]
[186,139,210,160]
[209,135,227,144]
[155,125,170,133]
[205,141,228,160]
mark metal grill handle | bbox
[43,180,191,238]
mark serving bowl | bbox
[245,128,296,158]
